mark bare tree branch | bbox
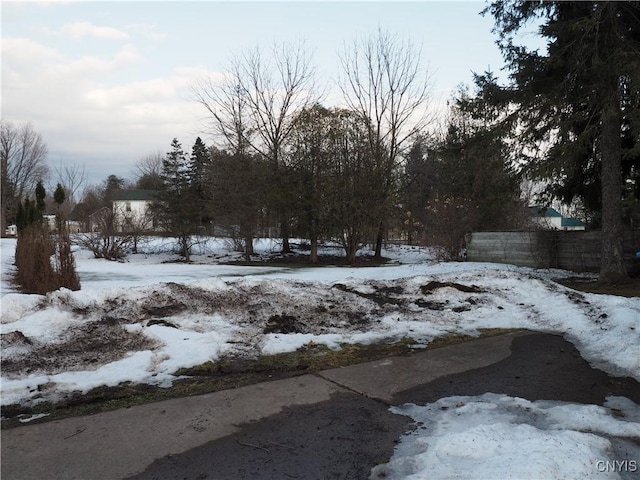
[339,28,434,164]
[1,121,49,199]
[133,151,164,178]
[194,41,319,164]
[339,28,435,257]
[52,161,87,204]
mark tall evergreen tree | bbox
[17,180,46,232]
[188,137,211,227]
[16,198,37,231]
[401,135,436,244]
[53,182,67,231]
[53,183,66,207]
[484,1,640,282]
[421,80,522,259]
[152,138,202,261]
[102,174,126,206]
[35,180,46,215]
[161,138,188,192]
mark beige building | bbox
[110,190,158,232]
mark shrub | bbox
[14,224,80,294]
[74,208,132,261]
[54,227,81,291]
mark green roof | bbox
[528,205,562,217]
[110,190,158,201]
[561,217,585,227]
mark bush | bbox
[54,227,81,291]
[75,232,132,261]
[74,208,132,261]
[423,198,479,261]
[14,224,80,294]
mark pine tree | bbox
[53,182,66,231]
[16,196,44,232]
[401,136,435,244]
[102,174,126,206]
[188,137,211,227]
[152,138,203,261]
[53,183,66,207]
[35,181,46,215]
[484,1,640,282]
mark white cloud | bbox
[2,37,64,64]
[60,21,129,41]
[3,36,219,183]
[84,76,189,108]
[49,44,140,77]
[124,23,167,42]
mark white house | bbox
[111,190,158,232]
[528,206,586,231]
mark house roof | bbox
[561,217,585,227]
[528,205,562,218]
[110,190,158,201]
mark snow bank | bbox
[371,393,640,480]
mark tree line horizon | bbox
[2,2,638,282]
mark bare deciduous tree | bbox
[133,151,164,190]
[194,74,253,158]
[194,41,319,253]
[52,161,87,204]
[1,121,49,233]
[47,161,87,220]
[340,28,434,258]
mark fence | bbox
[466,230,640,273]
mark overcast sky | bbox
[3,1,515,187]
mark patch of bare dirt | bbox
[1,321,156,377]
[420,281,484,294]
[558,277,640,298]
[224,251,392,267]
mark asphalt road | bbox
[126,333,640,480]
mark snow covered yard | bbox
[1,236,639,479]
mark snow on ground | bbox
[371,394,640,480]
[1,236,638,407]
[1,236,639,479]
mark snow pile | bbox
[1,238,638,407]
[371,394,640,480]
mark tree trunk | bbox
[345,232,359,265]
[310,231,318,264]
[240,221,254,262]
[244,234,254,262]
[182,236,190,263]
[346,245,357,265]
[1,202,6,237]
[374,221,384,259]
[280,216,291,254]
[599,102,628,284]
